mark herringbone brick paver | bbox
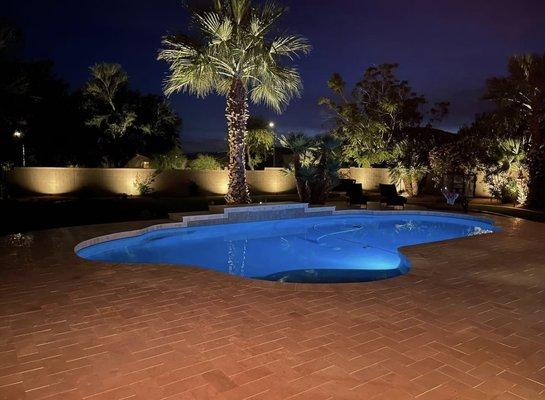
[0,215,544,399]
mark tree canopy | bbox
[319,63,449,168]
[158,0,311,112]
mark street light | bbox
[268,121,276,167]
[13,130,25,167]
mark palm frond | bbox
[230,0,250,25]
[250,66,302,112]
[194,11,233,44]
[269,35,311,59]
[159,37,220,97]
[249,2,286,37]
[158,0,310,112]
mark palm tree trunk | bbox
[292,156,306,202]
[526,115,545,208]
[225,78,251,204]
[402,177,414,197]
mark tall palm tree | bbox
[486,54,545,207]
[158,0,310,204]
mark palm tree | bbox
[389,139,429,197]
[279,133,312,201]
[280,133,339,203]
[158,0,310,204]
[485,54,545,207]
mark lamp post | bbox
[268,121,276,167]
[13,130,25,167]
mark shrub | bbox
[388,140,429,197]
[0,162,14,199]
[133,171,159,196]
[484,137,529,205]
[280,133,340,204]
[151,147,187,170]
[188,154,222,170]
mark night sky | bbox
[4,0,545,152]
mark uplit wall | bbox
[7,167,297,196]
[339,167,393,190]
[7,167,490,197]
[474,172,492,197]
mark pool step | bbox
[178,203,336,227]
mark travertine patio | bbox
[0,214,544,399]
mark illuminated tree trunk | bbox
[402,177,416,197]
[526,115,545,208]
[225,78,251,204]
[246,146,255,170]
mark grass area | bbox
[0,194,298,234]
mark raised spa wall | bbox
[75,203,336,251]
[182,203,336,227]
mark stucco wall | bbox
[339,167,394,190]
[474,172,492,197]
[7,167,297,196]
[7,166,492,197]
[7,166,399,196]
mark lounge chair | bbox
[379,184,407,209]
[347,183,368,208]
[331,178,356,193]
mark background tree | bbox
[188,154,222,170]
[429,129,489,197]
[0,19,78,167]
[484,53,545,208]
[83,63,181,166]
[158,0,310,204]
[151,146,187,170]
[246,116,274,170]
[83,63,136,165]
[319,72,392,167]
[320,64,449,169]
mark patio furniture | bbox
[379,184,406,209]
[331,178,357,193]
[347,183,368,208]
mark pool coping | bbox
[74,206,496,253]
[74,205,499,289]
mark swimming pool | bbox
[76,213,498,283]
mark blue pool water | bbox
[77,213,498,283]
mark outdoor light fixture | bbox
[268,122,277,167]
[13,130,26,167]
